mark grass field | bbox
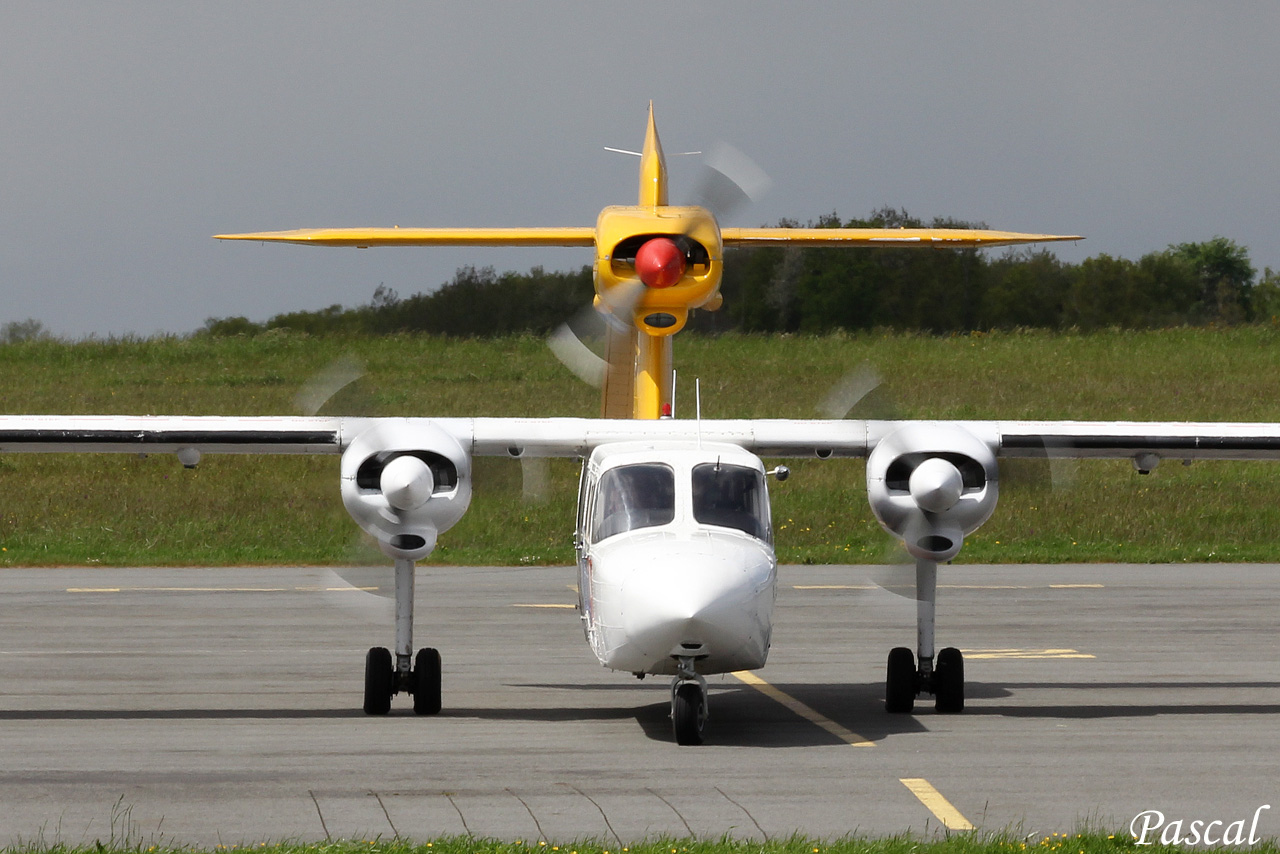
[4,327,1280,566]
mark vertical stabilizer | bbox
[638,102,668,207]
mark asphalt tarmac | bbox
[1,564,1276,847]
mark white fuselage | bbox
[575,441,778,677]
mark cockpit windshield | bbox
[592,463,676,541]
[692,463,769,541]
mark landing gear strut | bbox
[670,657,707,745]
[885,557,964,714]
[363,558,442,715]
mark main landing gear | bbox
[670,658,708,745]
[885,557,964,714]
[363,558,442,715]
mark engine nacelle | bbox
[340,421,473,561]
[866,423,998,562]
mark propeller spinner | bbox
[634,237,687,289]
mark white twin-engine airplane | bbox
[6,105,1279,745]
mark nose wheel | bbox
[672,683,706,744]
[670,658,708,745]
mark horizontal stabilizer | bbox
[214,227,597,248]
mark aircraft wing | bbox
[4,416,1280,461]
[214,226,1078,250]
[213,227,597,248]
[990,421,1280,460]
[461,417,1280,461]
[0,416,346,454]
[720,228,1082,249]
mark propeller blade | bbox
[548,320,607,387]
[520,456,552,505]
[866,560,917,598]
[295,356,366,416]
[548,280,646,390]
[818,360,904,421]
[819,362,885,420]
[692,143,773,224]
[328,566,395,601]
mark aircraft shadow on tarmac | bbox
[0,708,365,720]
[506,677,1280,743]
[512,680,933,746]
[966,680,1280,719]
[3,680,1275,732]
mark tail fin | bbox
[638,102,668,207]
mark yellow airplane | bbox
[217,103,1080,421]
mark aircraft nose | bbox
[620,562,760,660]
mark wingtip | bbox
[213,232,273,241]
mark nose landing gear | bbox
[670,657,707,745]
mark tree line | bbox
[203,209,1280,338]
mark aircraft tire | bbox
[933,647,964,714]
[412,647,442,715]
[672,683,706,745]
[363,646,395,715]
[886,646,916,713]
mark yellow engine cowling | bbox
[593,205,723,337]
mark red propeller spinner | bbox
[634,237,686,288]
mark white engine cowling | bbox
[866,423,998,562]
[340,421,473,561]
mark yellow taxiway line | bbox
[731,670,875,747]
[900,778,974,831]
[961,648,1095,659]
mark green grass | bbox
[5,328,1280,566]
[4,832,1278,854]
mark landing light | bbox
[1133,452,1160,475]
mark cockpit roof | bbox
[588,440,764,472]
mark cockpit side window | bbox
[692,463,769,541]
[591,463,676,542]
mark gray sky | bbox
[3,2,1277,338]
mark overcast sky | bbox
[3,2,1277,338]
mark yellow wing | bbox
[720,227,1082,248]
[214,227,596,248]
